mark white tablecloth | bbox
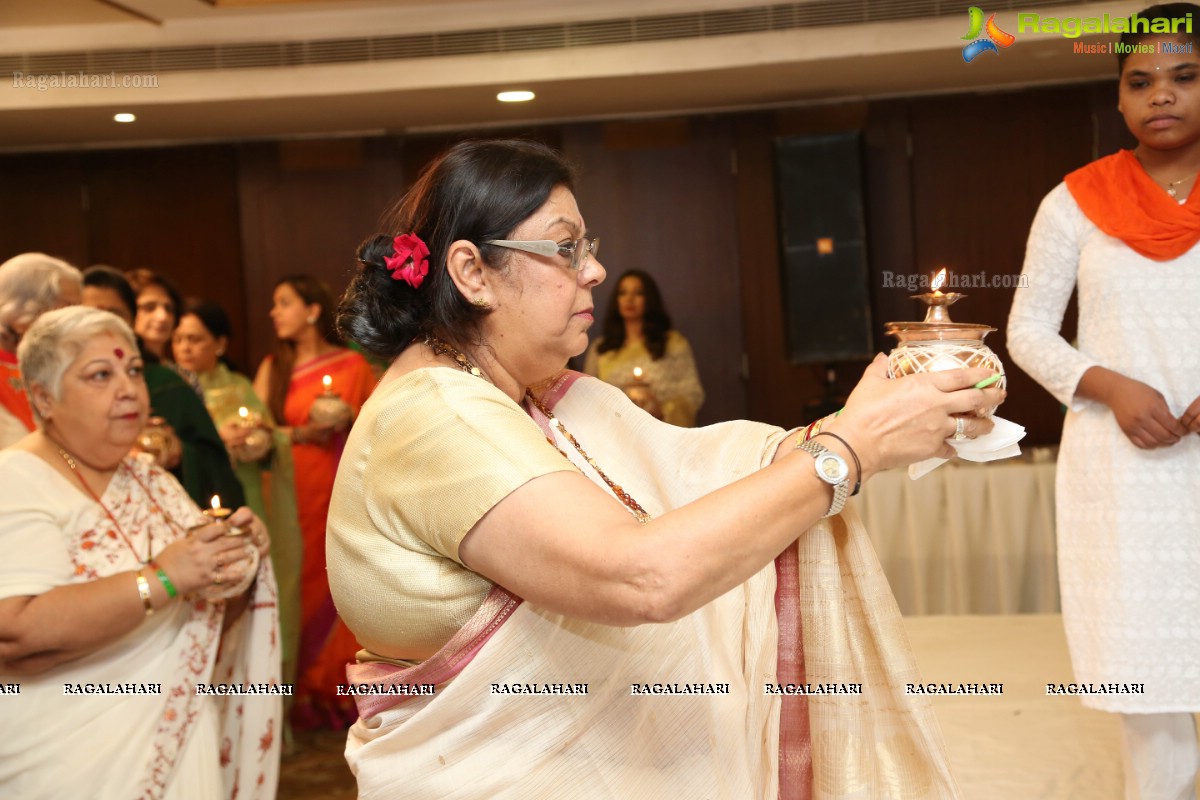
[856,455,1059,615]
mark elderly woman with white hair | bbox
[0,305,281,799]
[0,252,83,448]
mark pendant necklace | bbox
[426,335,652,523]
[56,445,184,564]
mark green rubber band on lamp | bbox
[155,568,178,599]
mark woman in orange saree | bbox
[254,275,376,729]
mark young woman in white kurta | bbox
[1008,13,1200,798]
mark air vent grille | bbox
[6,0,1090,77]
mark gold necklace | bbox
[56,445,184,564]
[426,335,651,524]
[1161,172,1195,198]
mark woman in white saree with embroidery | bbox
[329,140,1005,799]
[0,307,282,800]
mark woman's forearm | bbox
[623,444,844,623]
[0,570,171,674]
[1074,365,1124,407]
[468,431,854,628]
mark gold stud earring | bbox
[306,315,317,325]
[471,298,490,309]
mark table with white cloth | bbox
[856,452,1060,616]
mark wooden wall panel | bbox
[85,146,247,368]
[236,137,404,371]
[0,80,1128,445]
[864,99,918,355]
[562,118,745,426]
[0,154,89,268]
[908,87,1094,445]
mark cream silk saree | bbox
[343,374,959,799]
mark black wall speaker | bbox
[774,132,874,364]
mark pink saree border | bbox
[345,584,522,719]
[774,540,813,799]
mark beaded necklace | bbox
[56,445,187,564]
[426,335,651,524]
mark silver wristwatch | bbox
[796,439,850,518]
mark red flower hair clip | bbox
[385,233,430,289]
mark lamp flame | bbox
[211,495,221,511]
[238,406,249,419]
[931,268,948,293]
[322,374,332,390]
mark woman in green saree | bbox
[173,300,303,695]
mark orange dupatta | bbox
[1064,149,1200,262]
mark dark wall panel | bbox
[908,87,1094,446]
[85,146,246,367]
[0,80,1125,445]
[0,154,89,267]
[563,118,745,426]
[236,138,404,371]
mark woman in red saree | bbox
[254,275,376,728]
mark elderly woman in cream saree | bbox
[328,138,1001,799]
[334,374,959,799]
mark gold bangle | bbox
[135,571,154,616]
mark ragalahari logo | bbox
[961,7,1016,62]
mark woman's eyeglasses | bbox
[485,237,599,272]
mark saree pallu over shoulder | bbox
[795,511,958,798]
[343,375,958,798]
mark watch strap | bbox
[795,439,850,517]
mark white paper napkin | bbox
[908,415,1026,480]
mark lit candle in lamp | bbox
[204,494,232,522]
[632,367,644,382]
[930,267,948,297]
[205,494,249,536]
[238,406,250,426]
[309,373,352,427]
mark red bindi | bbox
[114,347,124,359]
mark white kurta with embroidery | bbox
[1008,182,1200,713]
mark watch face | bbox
[816,452,849,484]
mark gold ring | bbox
[213,571,223,586]
[953,417,967,442]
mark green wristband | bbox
[155,568,178,599]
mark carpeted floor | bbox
[279,728,357,800]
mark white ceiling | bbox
[0,0,1136,151]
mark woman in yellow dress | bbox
[583,269,704,426]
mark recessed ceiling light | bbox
[114,112,136,123]
[497,90,535,103]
